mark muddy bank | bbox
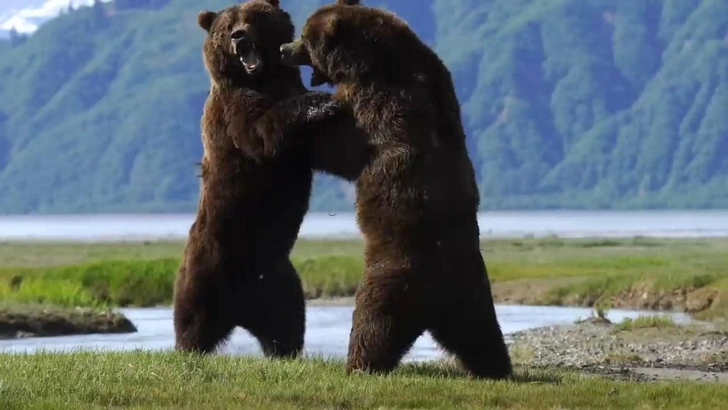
[491,278,725,319]
[0,306,137,339]
[576,365,728,383]
[310,281,723,319]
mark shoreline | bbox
[0,304,137,340]
[4,297,728,383]
[307,296,728,382]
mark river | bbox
[0,304,692,361]
[1,210,728,241]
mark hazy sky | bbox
[1,0,107,33]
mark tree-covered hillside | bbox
[0,0,726,214]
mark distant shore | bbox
[3,210,728,242]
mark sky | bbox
[0,0,108,33]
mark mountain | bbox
[0,0,727,214]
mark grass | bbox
[614,315,678,332]
[1,352,727,409]
[0,237,727,318]
[0,302,136,339]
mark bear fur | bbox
[270,0,513,378]
[173,0,366,357]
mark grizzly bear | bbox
[269,0,513,378]
[173,0,366,357]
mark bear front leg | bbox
[252,92,344,157]
[257,91,370,181]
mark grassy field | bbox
[0,237,727,318]
[0,352,726,410]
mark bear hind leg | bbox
[173,266,236,354]
[428,286,513,380]
[239,259,306,359]
[345,277,426,375]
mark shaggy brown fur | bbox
[270,0,512,378]
[173,0,366,357]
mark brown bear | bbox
[268,0,513,378]
[173,0,366,357]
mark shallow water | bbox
[2,211,728,241]
[0,304,691,361]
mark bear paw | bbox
[254,112,285,158]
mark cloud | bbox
[1,0,109,33]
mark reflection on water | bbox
[2,211,728,241]
[0,305,691,361]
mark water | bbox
[1,210,728,241]
[0,305,692,361]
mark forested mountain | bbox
[0,0,726,213]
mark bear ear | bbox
[263,0,280,8]
[198,10,217,32]
[337,0,360,5]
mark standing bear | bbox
[173,0,366,357]
[265,0,513,378]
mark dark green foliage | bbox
[0,0,726,213]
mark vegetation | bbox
[1,352,727,409]
[1,237,727,319]
[0,256,360,306]
[0,0,727,213]
[613,315,678,332]
[0,302,136,339]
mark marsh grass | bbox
[0,238,727,317]
[614,315,678,332]
[1,351,727,409]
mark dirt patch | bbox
[567,365,728,383]
[508,317,728,383]
[492,277,584,305]
[605,285,719,313]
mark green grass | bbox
[614,315,678,332]
[0,256,361,307]
[0,352,727,410]
[1,237,727,318]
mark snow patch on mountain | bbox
[1,0,108,34]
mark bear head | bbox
[279,0,421,87]
[198,0,296,86]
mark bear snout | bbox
[232,31,252,50]
[231,24,256,50]
[280,41,311,67]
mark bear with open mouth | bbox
[173,0,367,357]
